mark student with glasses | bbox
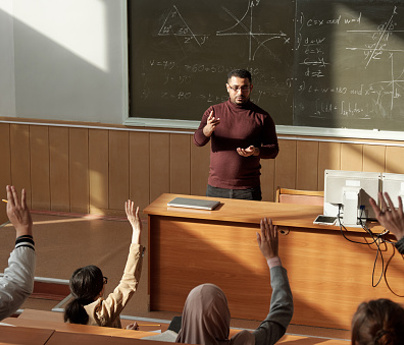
[194,69,279,201]
[64,200,145,329]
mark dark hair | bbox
[64,265,104,325]
[351,299,404,345]
[227,69,252,83]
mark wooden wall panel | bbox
[108,131,129,211]
[30,126,50,210]
[318,142,341,190]
[190,139,210,196]
[0,124,10,224]
[150,133,170,203]
[170,134,191,195]
[363,145,385,173]
[274,139,297,190]
[6,120,404,217]
[261,159,275,201]
[49,127,69,212]
[341,143,363,171]
[296,141,319,190]
[10,124,31,207]
[385,146,404,174]
[69,128,89,213]
[130,132,150,211]
[89,129,109,214]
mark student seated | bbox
[0,186,36,321]
[64,200,144,329]
[175,218,293,345]
[370,192,404,254]
[351,298,404,345]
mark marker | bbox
[2,199,7,203]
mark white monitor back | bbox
[381,173,404,208]
[324,170,381,224]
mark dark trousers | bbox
[206,184,262,201]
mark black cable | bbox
[339,204,403,294]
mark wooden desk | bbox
[144,193,403,330]
[0,324,53,345]
[4,316,157,339]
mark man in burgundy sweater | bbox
[193,69,279,201]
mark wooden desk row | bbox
[0,324,349,345]
[144,193,403,330]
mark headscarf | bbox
[175,284,255,345]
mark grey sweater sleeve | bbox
[253,266,293,345]
[0,236,36,321]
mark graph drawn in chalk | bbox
[216,1,290,61]
[346,6,404,67]
[158,5,208,46]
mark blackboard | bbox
[129,0,404,131]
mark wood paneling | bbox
[130,132,150,211]
[274,139,297,190]
[0,124,10,224]
[30,126,50,210]
[49,127,69,212]
[149,133,170,202]
[385,146,404,174]
[261,158,275,201]
[363,145,385,173]
[70,128,89,213]
[341,143,363,171]
[109,131,129,210]
[296,141,318,190]
[3,120,404,216]
[190,138,210,196]
[318,142,341,190]
[170,134,191,195]
[89,129,109,213]
[10,124,32,207]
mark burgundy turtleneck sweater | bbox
[194,99,279,189]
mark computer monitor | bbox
[324,170,381,227]
[381,173,404,208]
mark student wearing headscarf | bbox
[175,218,293,345]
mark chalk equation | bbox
[295,2,404,128]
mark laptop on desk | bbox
[167,197,220,210]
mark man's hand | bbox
[237,145,259,157]
[6,185,33,238]
[370,192,404,241]
[125,200,142,244]
[202,110,220,137]
[257,218,279,260]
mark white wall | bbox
[0,0,128,124]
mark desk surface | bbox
[144,193,383,232]
[0,324,53,345]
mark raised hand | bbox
[125,200,142,244]
[203,110,220,137]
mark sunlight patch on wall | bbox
[1,0,108,72]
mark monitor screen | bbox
[324,170,381,226]
[381,173,404,208]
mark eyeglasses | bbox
[103,276,108,285]
[227,84,251,93]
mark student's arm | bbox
[92,200,144,325]
[0,186,36,321]
[253,218,293,345]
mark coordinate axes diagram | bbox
[157,1,291,61]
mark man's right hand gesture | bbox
[203,110,220,137]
